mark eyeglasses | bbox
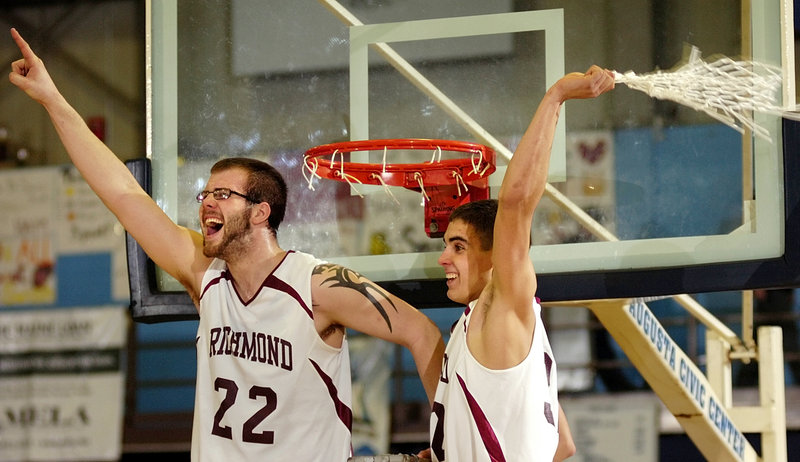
[196,188,260,204]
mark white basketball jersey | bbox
[192,251,352,462]
[429,299,559,462]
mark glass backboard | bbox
[130,0,800,321]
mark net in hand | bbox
[614,46,800,141]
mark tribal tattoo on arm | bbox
[313,263,398,332]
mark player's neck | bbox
[225,245,287,299]
[225,232,285,285]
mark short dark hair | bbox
[210,158,287,233]
[448,199,497,251]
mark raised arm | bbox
[477,67,615,367]
[8,28,206,298]
[311,264,445,406]
[494,66,615,304]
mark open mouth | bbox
[204,217,223,237]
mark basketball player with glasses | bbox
[9,28,444,462]
[428,66,615,462]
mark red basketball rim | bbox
[303,138,496,188]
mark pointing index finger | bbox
[10,27,37,63]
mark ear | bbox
[249,202,272,226]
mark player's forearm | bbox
[10,27,143,206]
[408,322,445,407]
[497,88,563,208]
[43,91,143,206]
[500,68,613,208]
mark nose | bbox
[198,195,218,213]
[437,247,449,267]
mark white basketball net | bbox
[614,46,800,141]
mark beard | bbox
[203,208,252,260]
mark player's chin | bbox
[202,239,221,258]
[445,287,466,305]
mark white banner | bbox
[0,307,128,461]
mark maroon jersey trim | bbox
[310,358,353,432]
[199,252,313,319]
[456,373,506,462]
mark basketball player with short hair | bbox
[9,28,444,462]
[429,66,615,462]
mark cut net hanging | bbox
[614,46,800,142]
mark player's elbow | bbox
[553,434,577,462]
[498,179,538,203]
[407,320,444,367]
[564,440,577,459]
[409,319,443,356]
[497,183,542,217]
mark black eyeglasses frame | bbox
[196,188,260,204]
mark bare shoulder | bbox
[312,262,371,288]
[310,263,392,305]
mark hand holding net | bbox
[614,46,800,141]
